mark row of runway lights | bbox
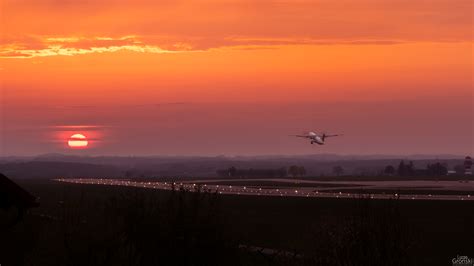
[54,178,472,201]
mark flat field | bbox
[1,178,473,266]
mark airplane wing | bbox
[324,134,342,138]
[289,135,310,138]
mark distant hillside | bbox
[0,155,467,178]
[0,153,466,164]
[0,161,121,179]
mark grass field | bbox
[1,179,473,265]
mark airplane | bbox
[291,131,341,145]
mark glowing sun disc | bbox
[68,134,88,148]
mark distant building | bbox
[464,156,472,175]
[0,173,39,224]
[465,156,472,175]
[447,170,457,175]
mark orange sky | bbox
[0,0,472,156]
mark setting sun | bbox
[68,134,88,148]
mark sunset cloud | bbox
[0,36,179,58]
[1,0,471,58]
[0,34,448,58]
[3,2,472,38]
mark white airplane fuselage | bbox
[292,131,340,145]
[308,132,324,145]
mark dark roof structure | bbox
[0,173,39,211]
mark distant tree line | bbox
[381,160,448,177]
[287,165,306,178]
[217,165,307,178]
[426,162,448,176]
[397,161,415,176]
[332,166,344,176]
[217,167,287,178]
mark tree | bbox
[397,161,406,176]
[427,162,448,176]
[397,160,415,176]
[332,166,344,176]
[288,165,300,178]
[384,165,395,176]
[228,166,237,177]
[298,166,307,176]
[278,167,287,178]
[407,161,415,175]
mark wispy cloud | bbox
[0,35,411,59]
[50,125,108,131]
[225,37,405,46]
[0,36,179,58]
[2,0,471,59]
[2,33,471,59]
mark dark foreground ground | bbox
[1,179,473,266]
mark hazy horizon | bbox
[0,152,469,160]
[1,101,473,156]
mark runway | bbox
[54,178,474,201]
